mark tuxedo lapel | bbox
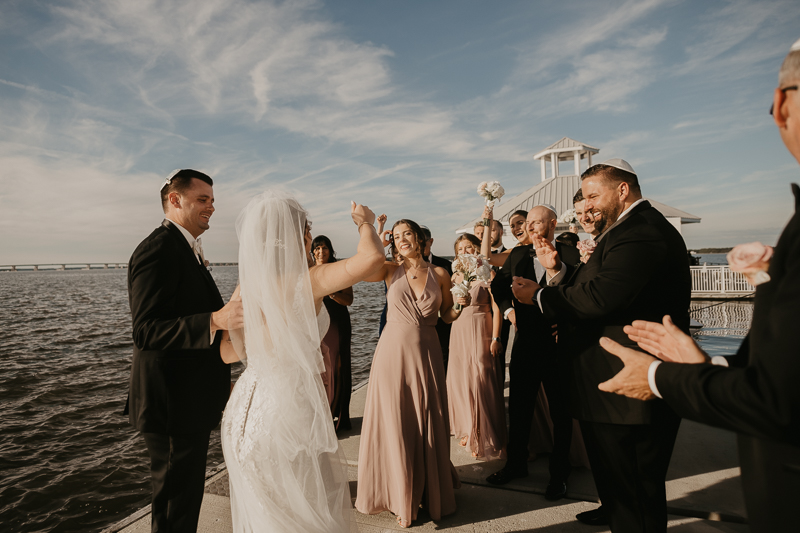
[162,219,222,304]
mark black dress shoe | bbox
[544,480,567,501]
[485,467,528,485]
[576,506,609,525]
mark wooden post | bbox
[540,158,547,182]
[551,153,558,178]
[574,151,580,175]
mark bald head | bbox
[779,48,800,87]
[526,206,557,242]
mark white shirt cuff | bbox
[503,307,513,320]
[535,288,544,312]
[647,360,663,399]
[210,317,217,345]
[711,356,729,367]
[545,263,565,286]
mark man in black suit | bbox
[486,205,580,501]
[597,40,800,532]
[513,160,691,532]
[422,226,453,371]
[125,169,243,532]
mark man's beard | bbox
[594,204,622,234]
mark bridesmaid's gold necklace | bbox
[405,259,428,279]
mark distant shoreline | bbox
[689,247,732,254]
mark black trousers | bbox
[142,431,211,533]
[580,409,681,533]
[506,335,572,481]
[738,434,800,532]
[495,319,511,394]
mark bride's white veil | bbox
[226,190,354,532]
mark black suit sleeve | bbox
[541,223,667,321]
[656,259,800,446]
[490,249,518,315]
[129,239,216,353]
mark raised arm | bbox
[480,206,492,258]
[310,203,385,301]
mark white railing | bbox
[690,265,752,295]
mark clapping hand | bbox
[511,276,540,305]
[597,337,657,401]
[624,316,709,364]
[532,232,561,270]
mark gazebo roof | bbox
[455,175,701,234]
[533,137,599,162]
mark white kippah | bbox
[601,158,636,176]
[161,169,182,191]
[791,38,800,52]
[533,203,558,217]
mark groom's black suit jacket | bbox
[654,185,800,530]
[126,220,230,435]
[541,201,691,424]
[492,243,580,346]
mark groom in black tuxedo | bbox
[125,169,243,532]
[513,160,691,532]
[487,205,579,500]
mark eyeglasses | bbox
[769,86,798,115]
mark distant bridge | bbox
[0,262,238,272]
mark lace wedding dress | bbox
[221,191,355,532]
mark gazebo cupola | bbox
[533,137,599,182]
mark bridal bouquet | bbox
[450,254,492,310]
[477,181,505,207]
[576,239,597,264]
[727,242,773,286]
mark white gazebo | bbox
[456,137,701,247]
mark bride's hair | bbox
[389,219,427,262]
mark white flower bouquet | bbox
[450,253,491,310]
[477,181,505,207]
[559,208,578,225]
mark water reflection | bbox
[690,299,752,357]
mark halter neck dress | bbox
[355,266,460,523]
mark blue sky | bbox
[1,0,799,263]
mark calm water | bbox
[0,267,748,532]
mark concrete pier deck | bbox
[105,373,750,532]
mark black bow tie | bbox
[529,247,537,258]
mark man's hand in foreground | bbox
[597,337,657,401]
[624,316,709,364]
[511,276,540,305]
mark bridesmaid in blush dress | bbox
[447,231,507,461]
[356,219,470,529]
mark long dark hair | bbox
[311,235,337,263]
[389,219,427,262]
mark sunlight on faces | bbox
[455,238,477,255]
[509,214,529,244]
[393,223,421,259]
[313,243,331,265]
[574,199,603,237]
[581,176,627,235]
[167,178,215,239]
[526,206,556,242]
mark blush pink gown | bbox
[355,267,460,523]
[446,281,507,460]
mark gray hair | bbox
[779,49,800,86]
